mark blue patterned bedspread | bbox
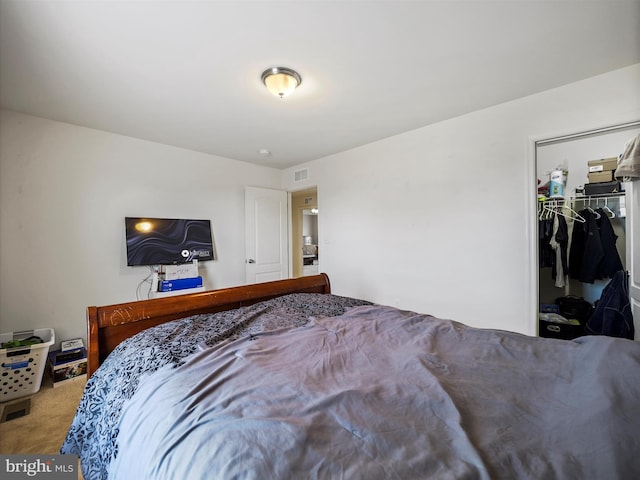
[60,293,371,480]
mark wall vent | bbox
[294,168,308,182]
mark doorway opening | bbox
[290,188,319,277]
[532,121,639,338]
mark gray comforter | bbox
[108,304,640,479]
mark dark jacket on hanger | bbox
[539,218,555,269]
[586,270,634,340]
[554,215,569,279]
[571,209,604,284]
[595,208,623,279]
[568,213,586,280]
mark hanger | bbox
[539,200,557,221]
[538,200,551,220]
[560,203,586,223]
[588,207,601,219]
[538,201,555,221]
[538,200,585,223]
[586,197,601,219]
[602,198,616,218]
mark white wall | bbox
[2,65,638,348]
[0,111,282,346]
[282,64,640,336]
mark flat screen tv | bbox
[125,217,215,266]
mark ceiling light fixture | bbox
[261,67,302,98]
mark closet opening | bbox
[535,121,640,340]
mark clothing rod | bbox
[572,193,625,201]
[539,193,624,203]
[535,120,640,147]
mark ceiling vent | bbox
[294,168,308,182]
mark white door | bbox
[626,181,640,340]
[245,186,289,284]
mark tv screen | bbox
[125,217,215,266]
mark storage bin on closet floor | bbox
[539,318,585,340]
[0,329,55,402]
[538,312,585,340]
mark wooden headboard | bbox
[86,273,331,377]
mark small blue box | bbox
[159,276,203,292]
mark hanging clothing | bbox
[557,215,569,281]
[570,209,604,284]
[595,208,624,279]
[568,212,586,280]
[539,218,555,269]
[586,270,634,340]
[549,214,568,287]
[542,201,622,287]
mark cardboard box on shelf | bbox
[587,170,614,183]
[587,157,618,173]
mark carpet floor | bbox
[1,376,86,477]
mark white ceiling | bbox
[1,1,639,169]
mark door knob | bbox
[247,259,256,264]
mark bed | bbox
[61,274,640,480]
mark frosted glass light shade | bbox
[261,67,301,98]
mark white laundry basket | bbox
[1,329,55,402]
